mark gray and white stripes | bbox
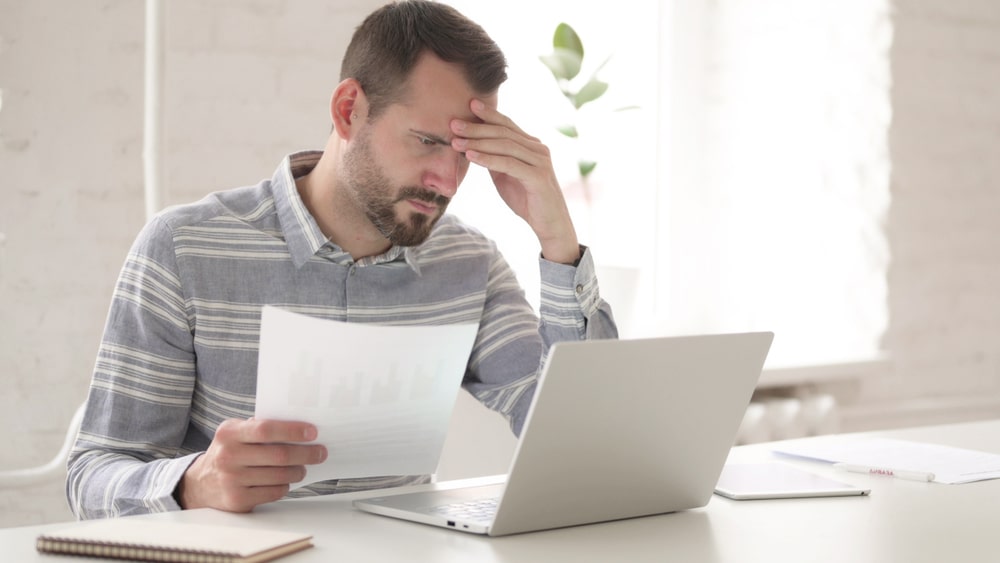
[67,151,617,519]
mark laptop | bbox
[353,332,774,536]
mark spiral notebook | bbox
[36,519,312,563]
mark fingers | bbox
[467,98,534,139]
[232,464,309,488]
[223,417,318,444]
[231,442,328,470]
[450,108,551,177]
[215,419,327,468]
[450,104,539,152]
[177,418,328,512]
[455,136,548,173]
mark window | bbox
[445,0,891,369]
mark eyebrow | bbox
[410,129,451,146]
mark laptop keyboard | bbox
[428,497,499,522]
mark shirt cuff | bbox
[539,244,602,318]
[156,453,203,511]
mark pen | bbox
[834,463,935,482]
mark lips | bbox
[397,187,449,216]
[407,198,437,214]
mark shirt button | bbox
[575,284,584,294]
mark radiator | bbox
[735,394,840,445]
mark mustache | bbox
[394,187,450,207]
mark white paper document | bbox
[255,306,478,488]
[773,437,1000,484]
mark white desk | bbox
[3,419,997,562]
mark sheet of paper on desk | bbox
[255,306,478,487]
[772,437,1000,484]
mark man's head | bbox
[340,0,508,120]
[322,1,508,251]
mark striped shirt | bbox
[67,151,617,519]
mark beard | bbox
[342,130,451,247]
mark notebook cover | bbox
[36,519,313,563]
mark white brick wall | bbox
[161,0,370,206]
[0,0,380,528]
[845,0,1000,429]
[1,0,146,527]
[2,0,999,528]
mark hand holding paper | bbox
[254,306,479,488]
[177,418,328,512]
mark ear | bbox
[330,78,368,140]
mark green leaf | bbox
[579,160,597,178]
[572,78,608,109]
[557,124,579,138]
[539,47,583,81]
[553,23,584,59]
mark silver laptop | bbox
[353,332,774,536]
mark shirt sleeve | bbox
[462,244,618,435]
[66,216,200,519]
[538,245,618,344]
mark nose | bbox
[422,150,468,199]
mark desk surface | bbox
[3,419,998,562]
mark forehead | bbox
[392,53,497,125]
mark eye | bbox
[418,136,436,146]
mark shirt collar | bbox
[271,151,420,273]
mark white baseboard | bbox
[758,356,889,389]
[838,395,1000,433]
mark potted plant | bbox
[539,22,636,204]
[540,24,643,335]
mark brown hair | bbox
[341,0,508,119]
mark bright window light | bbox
[445,0,891,369]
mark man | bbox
[67,0,616,519]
